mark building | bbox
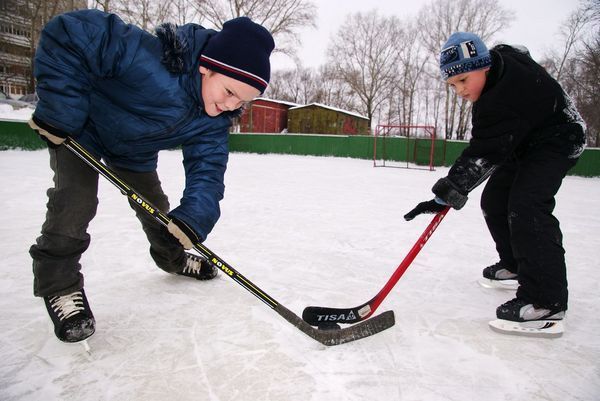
[238,98,298,134]
[0,0,86,98]
[287,103,370,135]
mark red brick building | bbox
[238,98,298,133]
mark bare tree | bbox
[327,10,403,124]
[556,0,600,146]
[418,0,513,56]
[313,65,359,112]
[190,0,317,57]
[170,0,198,25]
[553,6,596,81]
[91,0,111,12]
[267,66,319,104]
[110,0,175,30]
[394,21,430,127]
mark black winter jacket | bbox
[435,45,586,203]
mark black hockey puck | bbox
[317,322,341,331]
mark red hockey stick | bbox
[302,206,450,326]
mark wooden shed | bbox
[238,98,298,133]
[287,103,370,135]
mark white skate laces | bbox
[48,292,86,321]
[182,254,203,275]
[178,252,218,280]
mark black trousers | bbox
[30,145,186,297]
[480,145,577,310]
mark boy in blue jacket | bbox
[27,10,274,344]
[404,32,586,336]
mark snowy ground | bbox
[0,149,599,401]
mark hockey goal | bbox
[373,124,437,171]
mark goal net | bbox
[373,124,438,171]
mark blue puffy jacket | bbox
[33,9,232,241]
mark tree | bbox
[327,10,403,124]
[553,5,596,82]
[110,0,175,30]
[393,21,430,128]
[267,66,319,104]
[190,0,317,57]
[543,0,600,146]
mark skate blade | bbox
[81,340,91,355]
[489,318,564,338]
[478,278,518,290]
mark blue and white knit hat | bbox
[199,17,275,93]
[439,32,491,80]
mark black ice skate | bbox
[478,261,518,290]
[489,297,565,338]
[44,289,95,344]
[177,252,218,280]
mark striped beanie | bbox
[199,17,275,94]
[440,32,491,80]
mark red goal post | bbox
[373,124,437,171]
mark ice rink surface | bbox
[1,150,598,401]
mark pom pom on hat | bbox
[439,32,491,80]
[199,17,275,93]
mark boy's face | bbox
[199,66,261,117]
[446,68,489,102]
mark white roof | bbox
[288,102,369,120]
[252,97,301,107]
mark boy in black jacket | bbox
[404,32,586,336]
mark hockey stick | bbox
[63,137,394,346]
[302,206,450,326]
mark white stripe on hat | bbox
[200,55,268,87]
[460,42,472,59]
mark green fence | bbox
[2,119,599,177]
[0,119,46,150]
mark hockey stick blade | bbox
[303,207,450,326]
[63,137,394,346]
[278,305,395,346]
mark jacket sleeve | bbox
[33,10,142,135]
[445,107,530,195]
[168,120,230,241]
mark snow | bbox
[1,147,599,400]
[0,104,34,121]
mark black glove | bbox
[432,177,468,209]
[404,199,447,221]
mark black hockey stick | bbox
[302,206,450,326]
[63,137,395,346]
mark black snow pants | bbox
[480,142,577,311]
[30,145,186,297]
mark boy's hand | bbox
[432,177,468,209]
[404,199,447,221]
[28,118,66,145]
[167,217,200,249]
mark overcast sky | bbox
[270,0,582,71]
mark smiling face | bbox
[199,66,261,117]
[446,68,490,103]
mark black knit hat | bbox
[199,17,275,94]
